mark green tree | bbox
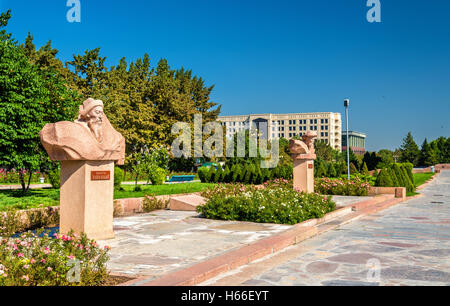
[361,162,369,176]
[350,162,358,175]
[399,132,420,166]
[314,140,334,163]
[388,168,399,187]
[0,11,78,193]
[207,166,216,183]
[375,169,393,187]
[377,149,394,169]
[327,163,337,178]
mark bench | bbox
[167,175,195,183]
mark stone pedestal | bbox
[292,154,316,193]
[60,160,115,240]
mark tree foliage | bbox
[0,11,79,192]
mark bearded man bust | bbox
[40,98,125,165]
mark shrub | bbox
[400,165,415,192]
[0,209,21,237]
[375,169,393,187]
[401,163,414,185]
[244,164,255,184]
[350,162,358,175]
[315,177,370,196]
[149,167,166,185]
[372,169,379,178]
[197,167,209,183]
[214,165,223,183]
[48,169,60,189]
[316,163,327,178]
[388,168,399,187]
[327,163,337,178]
[142,194,169,212]
[207,166,216,183]
[392,164,405,187]
[198,184,335,225]
[361,162,369,176]
[114,167,124,190]
[0,230,109,286]
[223,166,231,183]
[229,165,238,183]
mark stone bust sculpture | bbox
[40,98,125,164]
[289,131,317,156]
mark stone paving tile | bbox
[219,171,450,286]
[99,195,362,278]
[99,210,292,277]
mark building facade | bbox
[341,131,366,155]
[217,112,342,151]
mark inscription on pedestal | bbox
[91,171,111,181]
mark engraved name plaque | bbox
[91,171,111,181]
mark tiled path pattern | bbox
[203,171,450,286]
[100,211,291,279]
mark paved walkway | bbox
[99,196,368,281]
[202,171,450,286]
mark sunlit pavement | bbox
[202,171,450,286]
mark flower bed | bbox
[198,183,335,225]
[0,230,109,286]
[0,169,47,185]
[315,177,370,196]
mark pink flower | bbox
[40,259,46,264]
[30,259,36,264]
[47,267,52,272]
[22,275,29,281]
[17,253,24,258]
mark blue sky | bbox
[1,0,449,151]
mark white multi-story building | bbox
[218,112,342,151]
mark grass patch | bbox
[114,183,216,199]
[0,189,59,212]
[413,172,434,188]
[0,183,216,211]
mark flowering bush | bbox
[315,177,370,196]
[198,183,335,225]
[0,169,46,184]
[0,207,59,237]
[0,230,109,286]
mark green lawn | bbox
[114,182,216,199]
[413,172,435,188]
[0,189,60,212]
[406,172,435,197]
[0,182,216,212]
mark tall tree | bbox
[0,11,78,192]
[399,132,420,166]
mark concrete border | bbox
[120,193,411,286]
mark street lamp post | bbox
[344,99,350,180]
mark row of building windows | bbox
[277,119,330,125]
[225,119,331,128]
[273,132,330,140]
[270,126,330,132]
